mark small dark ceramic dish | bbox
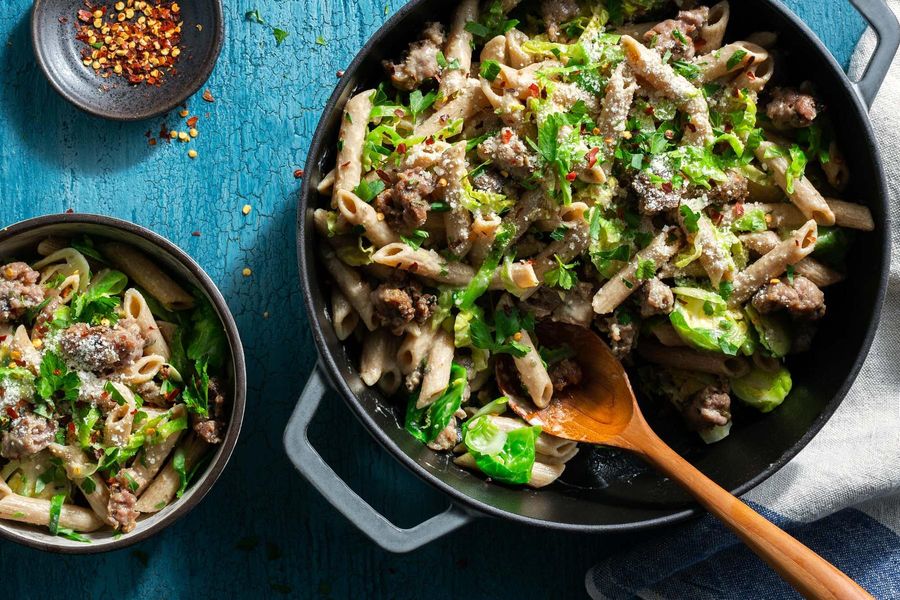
[31,0,224,121]
[0,213,246,553]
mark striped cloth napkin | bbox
[586,6,900,599]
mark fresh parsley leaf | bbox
[719,281,734,300]
[469,308,533,358]
[271,28,289,45]
[672,28,689,45]
[726,49,748,70]
[549,225,568,242]
[463,0,519,42]
[672,59,701,80]
[245,9,264,23]
[786,144,808,195]
[314,35,326,46]
[71,270,128,325]
[181,358,211,418]
[400,229,429,250]
[436,51,448,69]
[408,89,437,120]
[186,293,227,370]
[352,179,385,203]
[679,204,701,234]
[635,258,656,280]
[786,265,795,285]
[36,352,81,402]
[543,255,578,290]
[480,60,501,82]
[48,494,65,535]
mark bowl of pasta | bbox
[0,213,245,552]
[287,0,896,549]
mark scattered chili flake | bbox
[191,230,202,236]
[527,83,540,98]
[734,202,745,217]
[293,169,304,179]
[336,70,344,78]
[66,208,75,214]
[202,88,214,102]
[586,147,600,169]
[5,407,18,419]
[565,171,577,182]
[662,181,673,193]
[396,143,407,154]
[74,0,184,86]
[501,129,513,144]
[186,115,198,128]
[67,421,76,434]
[148,138,156,145]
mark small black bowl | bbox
[31,0,224,121]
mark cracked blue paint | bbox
[0,1,863,598]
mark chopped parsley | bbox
[315,35,326,46]
[679,205,701,234]
[408,89,437,120]
[544,255,578,290]
[786,265,795,284]
[635,258,656,280]
[672,59,701,80]
[36,352,81,403]
[351,179,385,202]
[464,0,519,41]
[470,308,534,358]
[726,49,748,70]
[549,225,568,241]
[480,59,501,82]
[274,29,289,45]
[400,229,429,250]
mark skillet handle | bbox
[283,363,474,553]
[849,0,900,107]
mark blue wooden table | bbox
[0,1,865,597]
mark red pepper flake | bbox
[746,71,757,81]
[191,231,202,237]
[75,1,183,86]
[394,109,405,118]
[734,201,745,218]
[425,136,435,145]
[501,129,513,144]
[202,89,215,102]
[5,407,18,419]
[66,208,75,214]
[376,169,391,184]
[163,387,181,403]
[396,143,407,155]
[186,115,199,128]
[710,208,724,225]
[644,105,655,116]
[586,147,600,169]
[686,122,697,132]
[565,171,577,182]
[148,138,157,146]
[336,70,345,78]
[0,335,6,342]
[67,421,76,434]
[293,168,304,179]
[528,83,540,98]
[662,181,673,194]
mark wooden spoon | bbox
[496,321,872,600]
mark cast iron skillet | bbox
[285,0,897,552]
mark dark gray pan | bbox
[286,0,897,552]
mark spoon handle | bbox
[631,430,873,600]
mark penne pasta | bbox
[417,328,454,408]
[638,340,751,378]
[755,141,835,226]
[512,331,553,408]
[334,89,374,196]
[593,231,681,314]
[100,242,195,310]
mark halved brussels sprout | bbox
[745,305,792,358]
[669,287,751,356]
[731,366,793,413]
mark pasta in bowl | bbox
[311,0,877,493]
[0,214,245,552]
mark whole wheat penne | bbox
[593,231,681,314]
[135,435,209,513]
[99,242,195,310]
[333,90,373,196]
[637,340,751,378]
[729,220,818,307]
